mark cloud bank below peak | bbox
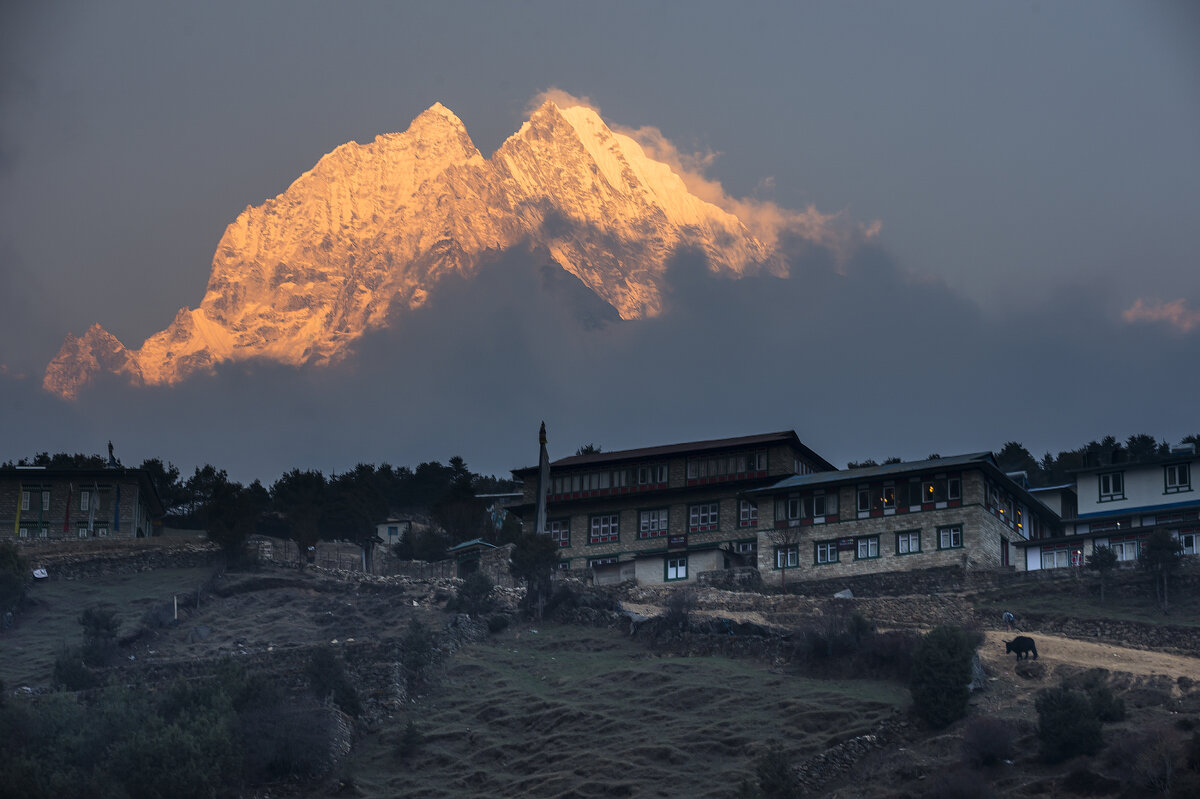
[528,88,879,260]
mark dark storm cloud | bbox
[8,234,1194,485]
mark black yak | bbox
[1004,636,1038,660]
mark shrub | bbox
[1036,685,1102,763]
[1123,726,1180,797]
[306,647,362,717]
[52,645,99,690]
[0,540,28,613]
[395,719,424,762]
[855,629,919,681]
[77,606,121,667]
[663,589,697,631]
[487,614,510,634]
[742,744,801,799]
[451,571,494,616]
[239,699,333,781]
[1067,671,1126,723]
[1187,730,1200,771]
[910,626,977,729]
[961,717,1017,768]
[400,618,436,691]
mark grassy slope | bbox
[345,624,907,799]
[1,566,214,688]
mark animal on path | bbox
[1005,636,1038,660]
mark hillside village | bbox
[2,431,1199,798]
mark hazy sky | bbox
[1,1,1198,483]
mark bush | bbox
[858,630,918,681]
[961,717,1017,768]
[487,615,510,634]
[77,606,121,667]
[52,645,99,691]
[400,618,436,691]
[395,719,424,762]
[910,626,977,729]
[1036,685,1102,763]
[240,698,333,781]
[1069,671,1126,723]
[0,540,28,613]
[306,647,362,717]
[741,744,801,799]
[663,589,697,631]
[451,571,494,616]
[1122,726,1181,797]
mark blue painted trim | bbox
[1077,498,1200,519]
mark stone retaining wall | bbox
[25,543,218,580]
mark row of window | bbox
[18,489,105,512]
[1098,463,1192,501]
[583,555,689,581]
[774,525,963,568]
[686,450,767,481]
[547,500,761,546]
[549,463,668,497]
[17,526,109,538]
[1039,532,1199,570]
[857,476,962,514]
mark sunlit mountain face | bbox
[45,101,843,400]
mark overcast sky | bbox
[1,1,1197,484]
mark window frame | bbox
[20,491,30,512]
[814,540,839,565]
[688,501,720,533]
[738,499,758,527]
[896,530,921,555]
[855,535,880,560]
[638,508,670,539]
[1165,463,1192,494]
[665,555,688,582]
[937,525,963,550]
[1098,471,1125,502]
[775,545,799,569]
[546,518,571,548]
[588,513,620,545]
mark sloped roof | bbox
[513,431,834,476]
[747,452,995,494]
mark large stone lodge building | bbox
[512,430,1196,586]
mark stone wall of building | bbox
[756,504,1012,585]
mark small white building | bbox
[1017,444,1199,570]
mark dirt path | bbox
[980,629,1200,683]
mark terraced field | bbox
[344,624,907,798]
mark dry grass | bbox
[341,623,907,799]
[0,566,214,688]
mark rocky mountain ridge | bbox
[45,101,781,399]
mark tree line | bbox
[849,431,1200,487]
[4,452,520,568]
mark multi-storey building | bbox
[1,466,164,539]
[511,431,836,584]
[1017,444,1200,570]
[747,452,1060,584]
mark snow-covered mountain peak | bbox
[44,101,810,398]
